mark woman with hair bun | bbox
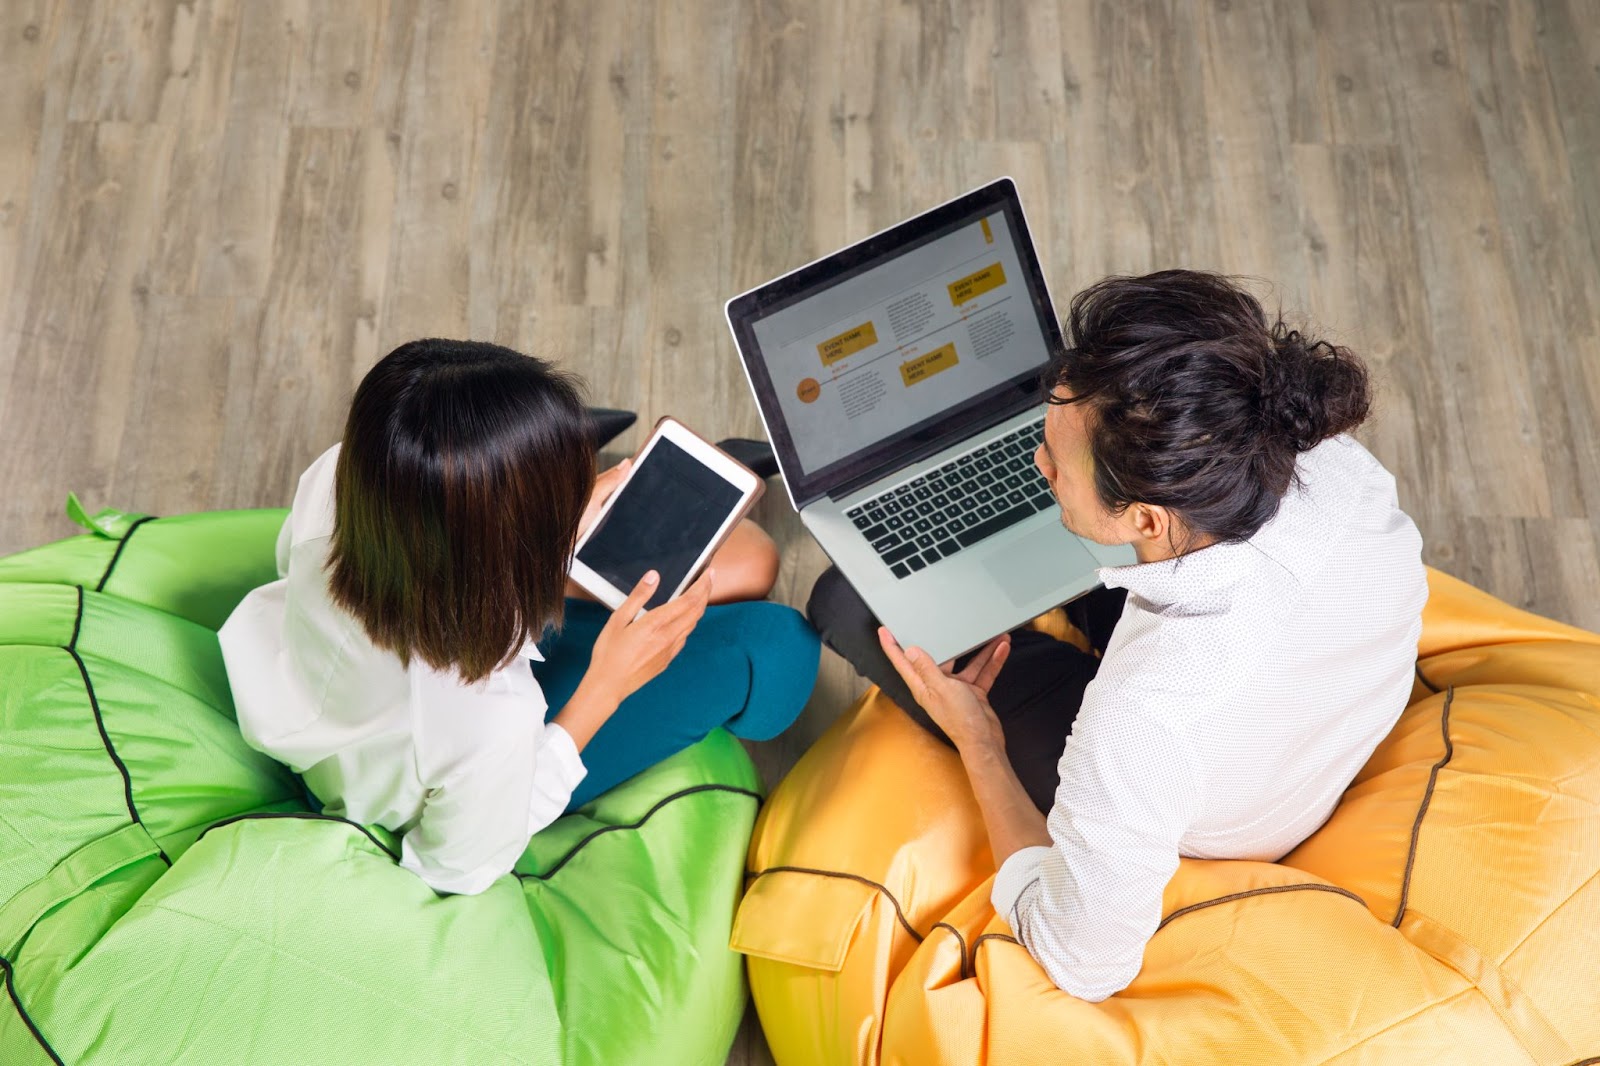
[808,270,1426,1002]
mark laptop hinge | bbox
[825,393,1042,503]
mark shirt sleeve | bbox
[274,511,293,579]
[276,444,340,579]
[527,722,587,833]
[400,680,584,896]
[990,707,1200,1002]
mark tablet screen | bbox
[575,437,745,609]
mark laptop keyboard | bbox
[844,418,1055,579]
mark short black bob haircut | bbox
[1045,270,1371,554]
[327,339,595,684]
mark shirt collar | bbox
[518,639,546,663]
[1097,539,1255,610]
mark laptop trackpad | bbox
[984,524,1092,607]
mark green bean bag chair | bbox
[0,501,762,1065]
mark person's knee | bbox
[748,602,822,691]
[722,603,821,741]
[709,520,780,603]
[806,565,864,639]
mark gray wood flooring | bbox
[2,4,1597,1063]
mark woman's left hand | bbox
[878,628,1010,752]
[578,459,631,538]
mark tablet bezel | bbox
[569,417,765,615]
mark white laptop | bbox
[725,177,1133,662]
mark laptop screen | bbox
[727,179,1062,508]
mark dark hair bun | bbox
[1045,270,1376,550]
[1263,326,1371,452]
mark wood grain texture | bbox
[1,4,1597,1063]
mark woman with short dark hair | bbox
[221,339,819,895]
[809,270,1426,1001]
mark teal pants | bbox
[535,598,821,809]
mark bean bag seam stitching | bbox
[93,515,156,593]
[63,586,172,868]
[1156,882,1368,931]
[971,932,1017,951]
[1393,686,1454,928]
[964,931,1016,978]
[963,884,1371,985]
[743,866,925,943]
[197,812,400,860]
[66,585,83,650]
[0,955,65,1065]
[519,784,762,882]
[1414,660,1442,694]
[197,787,763,884]
[751,872,1371,983]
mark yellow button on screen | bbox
[817,321,878,367]
[948,262,1006,306]
[900,342,959,386]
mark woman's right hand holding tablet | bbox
[552,568,714,751]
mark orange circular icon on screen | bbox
[797,378,821,403]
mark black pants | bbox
[806,567,1127,814]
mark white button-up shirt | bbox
[991,435,1427,1000]
[218,445,587,896]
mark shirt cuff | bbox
[991,845,1054,925]
[528,722,588,833]
[399,842,504,897]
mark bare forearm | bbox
[550,676,620,751]
[872,628,1043,860]
[959,737,1050,863]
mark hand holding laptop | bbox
[877,627,1011,749]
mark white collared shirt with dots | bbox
[991,435,1427,1001]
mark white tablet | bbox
[570,417,766,612]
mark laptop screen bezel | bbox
[725,177,1065,510]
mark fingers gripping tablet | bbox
[570,418,765,611]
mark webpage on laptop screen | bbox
[750,211,1050,478]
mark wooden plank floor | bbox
[2,3,1597,1063]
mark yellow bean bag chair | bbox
[732,569,1600,1065]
